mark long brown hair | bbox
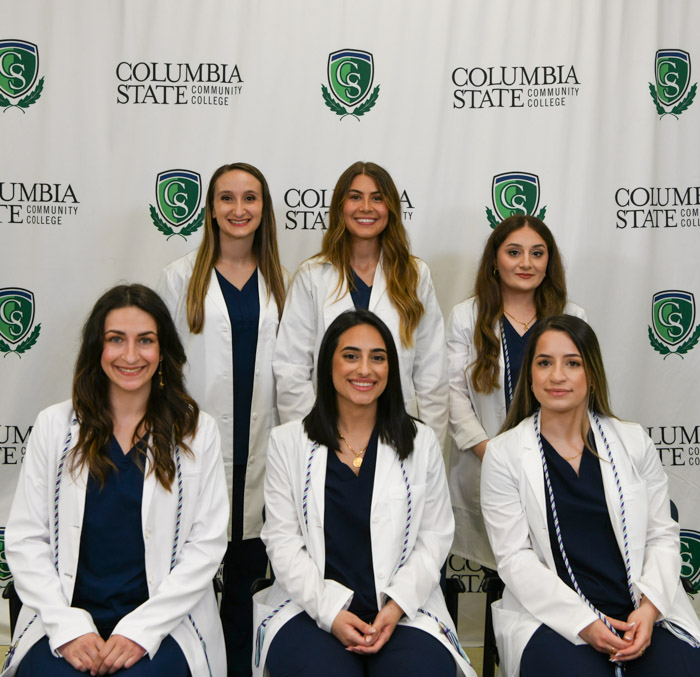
[501,314,614,441]
[471,215,567,393]
[320,161,423,348]
[72,284,199,490]
[186,163,285,333]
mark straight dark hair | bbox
[72,284,199,489]
[303,309,417,460]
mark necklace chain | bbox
[503,307,537,331]
[338,430,369,468]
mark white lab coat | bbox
[2,401,228,677]
[252,420,476,677]
[273,256,448,446]
[481,412,700,677]
[446,298,586,567]
[159,250,282,540]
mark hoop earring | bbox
[493,266,499,276]
[159,358,164,388]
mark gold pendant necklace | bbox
[503,308,537,332]
[338,430,368,468]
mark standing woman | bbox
[446,215,586,568]
[158,163,286,677]
[273,161,447,444]
[3,284,228,677]
[481,315,700,676]
[254,310,475,677]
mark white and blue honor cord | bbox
[500,320,514,405]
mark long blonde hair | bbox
[320,161,423,348]
[186,163,285,333]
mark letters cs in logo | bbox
[0,39,44,112]
[680,529,700,595]
[322,49,380,120]
[485,172,548,228]
[649,49,696,119]
[149,170,204,240]
[0,288,41,358]
[648,290,700,358]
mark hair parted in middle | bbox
[303,309,417,460]
[186,162,286,333]
[501,314,614,437]
[471,214,568,394]
[72,284,199,490]
[319,161,423,349]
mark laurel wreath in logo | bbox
[486,206,547,229]
[648,82,697,119]
[149,205,204,240]
[321,84,380,120]
[0,77,45,113]
[0,324,41,358]
[648,323,700,359]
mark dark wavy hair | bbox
[71,284,199,489]
[472,214,568,393]
[501,314,614,438]
[303,309,417,460]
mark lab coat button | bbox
[249,456,255,464]
[145,528,152,539]
[377,571,384,579]
[252,413,258,420]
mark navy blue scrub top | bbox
[72,436,149,638]
[541,434,634,620]
[350,269,372,311]
[502,317,534,411]
[324,428,379,624]
[216,268,260,467]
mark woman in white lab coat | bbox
[158,163,286,677]
[273,161,447,445]
[255,309,475,677]
[481,314,700,677]
[2,284,228,677]
[446,215,585,567]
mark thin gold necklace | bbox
[338,430,368,468]
[560,450,583,461]
[503,308,537,331]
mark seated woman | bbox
[253,309,475,677]
[2,285,228,677]
[481,314,700,677]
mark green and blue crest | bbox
[150,170,205,240]
[322,49,380,120]
[0,528,10,587]
[0,40,38,99]
[486,172,547,228]
[655,50,691,106]
[680,529,700,595]
[0,288,41,357]
[648,290,700,358]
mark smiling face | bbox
[495,225,549,295]
[101,306,160,401]
[212,169,263,244]
[342,174,389,242]
[531,330,588,418]
[332,323,389,412]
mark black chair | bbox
[2,580,21,637]
[479,567,504,677]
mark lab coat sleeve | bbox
[5,408,99,653]
[261,428,353,633]
[411,263,448,445]
[446,303,488,452]
[111,415,229,657]
[272,265,318,424]
[381,428,454,619]
[481,436,598,643]
[626,424,680,618]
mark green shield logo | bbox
[0,40,38,99]
[156,170,202,228]
[328,50,374,107]
[0,528,10,587]
[0,288,34,345]
[652,291,695,346]
[680,529,700,594]
[492,173,540,221]
[655,49,691,106]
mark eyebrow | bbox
[340,345,387,353]
[347,189,381,196]
[217,189,259,196]
[105,329,158,337]
[535,352,581,358]
[504,242,546,248]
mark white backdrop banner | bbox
[2,0,699,647]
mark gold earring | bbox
[159,358,164,388]
[493,266,499,276]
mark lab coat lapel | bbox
[257,267,272,330]
[141,449,158,536]
[306,440,329,561]
[370,436,398,515]
[61,417,88,563]
[207,267,229,318]
[368,259,387,312]
[322,264,354,328]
